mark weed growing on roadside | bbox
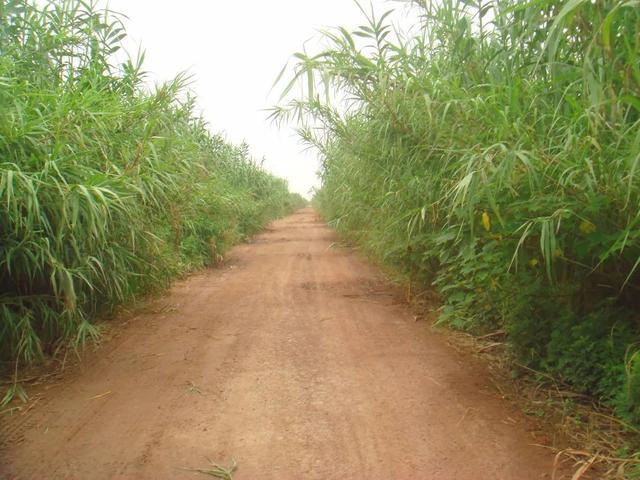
[182,458,237,479]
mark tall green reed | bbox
[0,0,305,371]
[276,0,640,422]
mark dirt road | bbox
[1,208,562,479]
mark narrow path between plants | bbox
[1,208,564,479]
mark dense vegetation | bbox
[0,0,305,372]
[275,0,640,423]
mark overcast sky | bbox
[94,0,412,198]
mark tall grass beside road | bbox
[0,0,305,372]
[274,0,640,426]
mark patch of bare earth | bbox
[0,208,568,479]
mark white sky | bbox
[95,0,410,198]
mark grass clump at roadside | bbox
[274,0,640,461]
[0,0,306,380]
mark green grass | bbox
[182,458,237,479]
[275,0,640,430]
[0,0,306,378]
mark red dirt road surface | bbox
[1,209,563,479]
